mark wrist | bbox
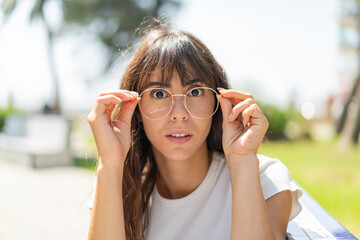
[226,153,258,165]
[226,153,259,176]
[97,157,125,173]
[227,154,260,187]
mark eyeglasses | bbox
[138,87,220,120]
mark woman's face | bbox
[140,70,213,161]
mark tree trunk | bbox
[339,76,360,148]
[352,101,360,144]
[42,12,61,114]
[336,77,360,133]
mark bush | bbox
[259,103,303,140]
[0,106,23,132]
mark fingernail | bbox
[217,87,225,92]
[130,91,139,99]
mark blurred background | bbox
[0,0,359,239]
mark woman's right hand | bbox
[87,90,139,168]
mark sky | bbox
[173,0,339,113]
[0,0,339,116]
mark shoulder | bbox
[256,154,293,188]
[215,152,289,178]
[256,154,303,220]
[257,154,286,170]
[216,152,302,220]
[257,154,293,180]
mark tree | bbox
[336,0,360,147]
[60,0,181,67]
[1,0,181,113]
[2,0,61,113]
[337,77,360,147]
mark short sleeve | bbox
[257,154,303,220]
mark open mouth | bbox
[166,132,193,144]
[169,134,190,138]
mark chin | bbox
[155,146,196,161]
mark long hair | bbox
[112,24,230,240]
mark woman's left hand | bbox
[218,89,269,162]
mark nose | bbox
[169,96,188,121]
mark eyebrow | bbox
[148,79,202,88]
[148,82,171,88]
[184,79,202,86]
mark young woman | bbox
[87,26,302,240]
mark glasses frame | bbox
[138,86,221,120]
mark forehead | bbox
[148,78,204,89]
[145,67,205,89]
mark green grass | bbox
[259,140,360,238]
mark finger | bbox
[99,90,138,99]
[106,102,117,113]
[219,96,233,128]
[218,96,243,106]
[105,92,137,113]
[94,95,126,114]
[229,98,255,122]
[104,100,121,114]
[242,104,259,128]
[95,92,138,113]
[115,99,139,128]
[218,89,253,102]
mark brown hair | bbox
[113,23,230,240]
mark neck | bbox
[153,142,212,199]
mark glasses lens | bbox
[139,88,172,120]
[186,87,218,119]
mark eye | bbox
[151,89,168,99]
[188,88,204,97]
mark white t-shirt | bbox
[87,152,302,240]
[144,152,302,240]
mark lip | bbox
[165,130,193,144]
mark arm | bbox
[87,90,139,240]
[266,189,292,239]
[88,162,126,240]
[218,89,292,240]
[228,154,292,240]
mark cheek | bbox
[141,116,162,143]
[141,118,152,135]
[197,118,213,139]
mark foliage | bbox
[259,102,304,140]
[260,104,287,140]
[73,156,97,171]
[1,0,181,112]
[61,0,181,66]
[1,0,181,66]
[0,106,23,132]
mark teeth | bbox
[171,134,189,138]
